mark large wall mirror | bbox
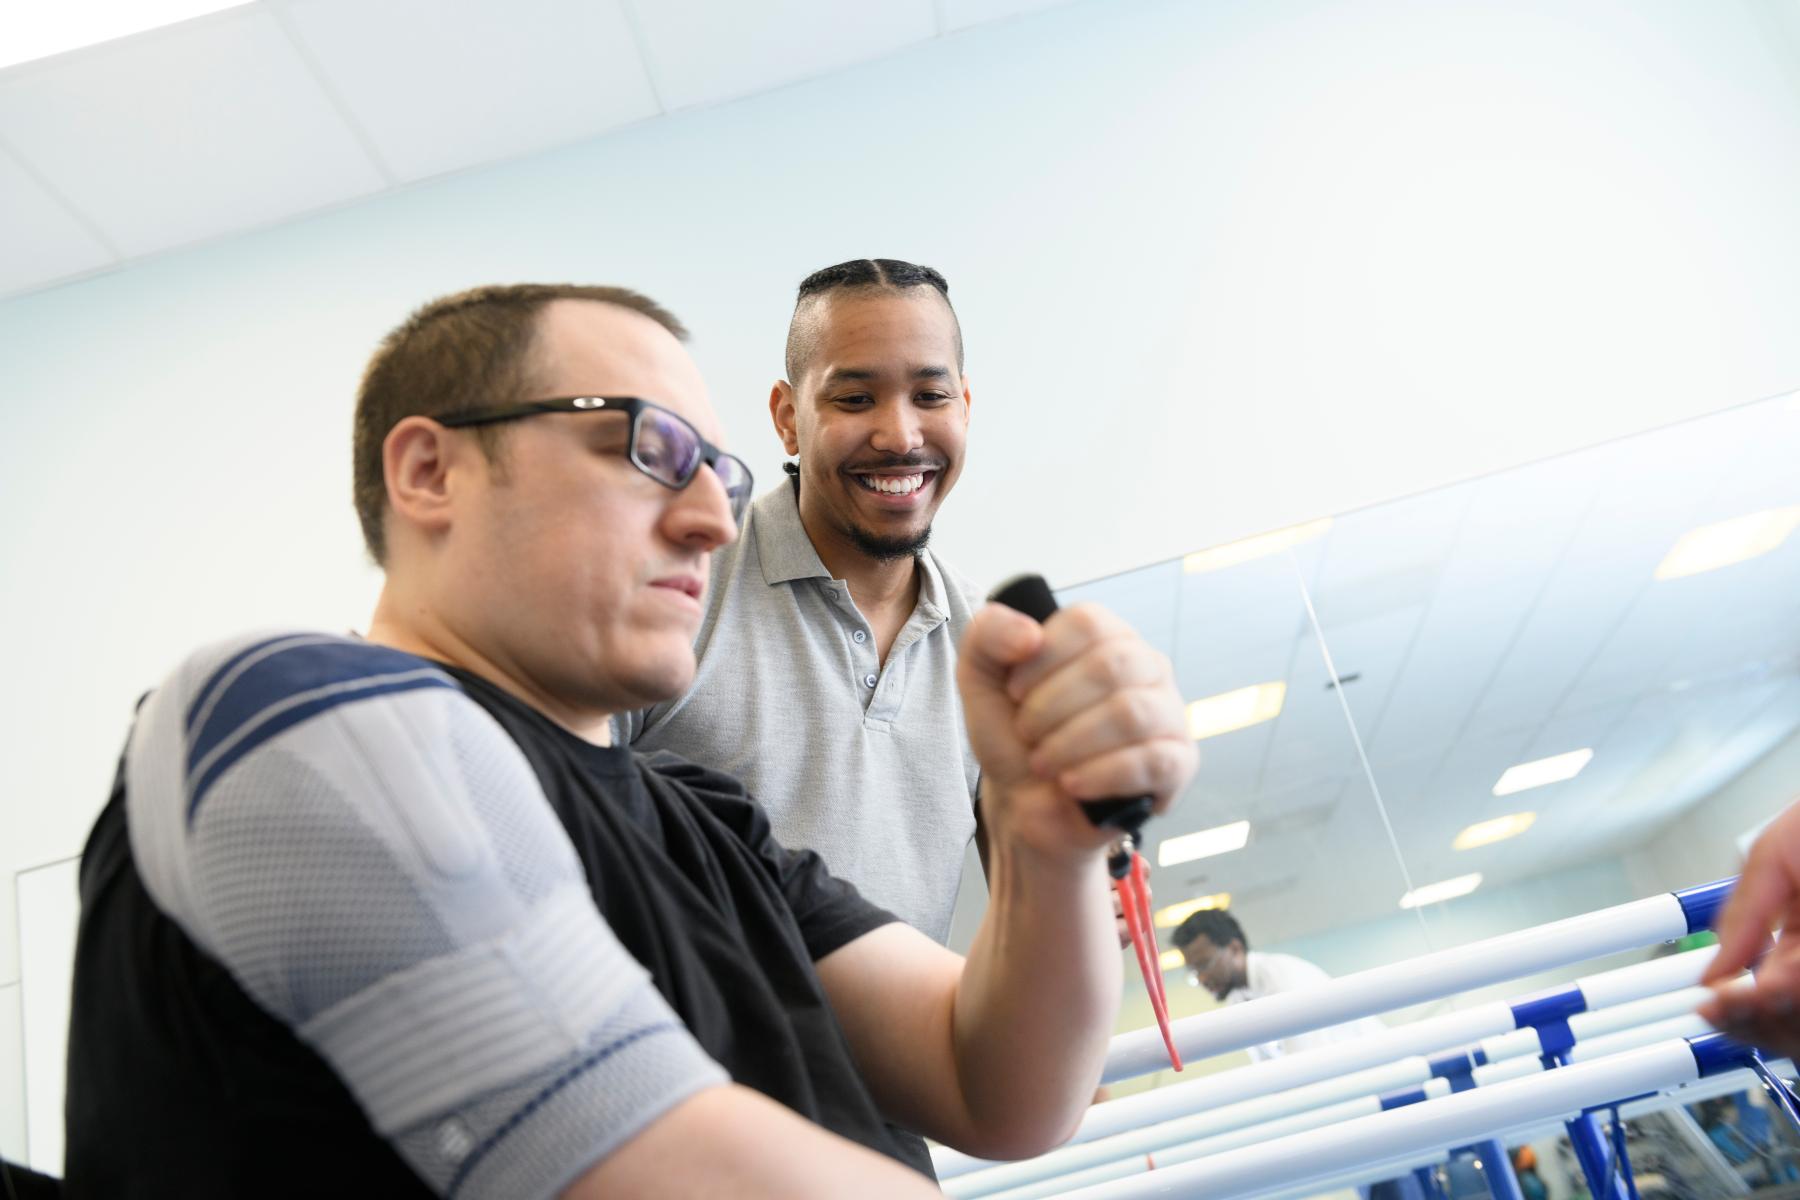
[1063,389,1800,1097]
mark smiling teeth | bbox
[861,473,925,495]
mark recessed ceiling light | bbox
[0,2,250,71]
[1399,873,1482,909]
[1159,948,1186,972]
[1654,506,1800,581]
[1183,518,1333,574]
[1453,812,1537,851]
[1157,820,1251,867]
[1153,892,1232,928]
[1493,748,1592,796]
[1187,682,1286,740]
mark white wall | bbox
[14,860,79,1173]
[1629,729,1800,897]
[6,0,1800,1163]
[0,983,23,1164]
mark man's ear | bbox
[769,380,801,456]
[382,416,462,542]
[960,373,974,423]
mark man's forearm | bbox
[563,1085,938,1199]
[949,818,1121,1159]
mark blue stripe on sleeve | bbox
[183,639,462,825]
[188,639,449,775]
[184,633,321,733]
[446,1023,682,1199]
[186,672,460,825]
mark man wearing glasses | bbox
[62,284,1196,1198]
[619,259,985,946]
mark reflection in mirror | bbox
[1063,389,1800,1101]
[1061,514,1422,1098]
[1305,391,1800,1001]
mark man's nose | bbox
[869,400,924,454]
[665,464,736,550]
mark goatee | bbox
[849,523,932,562]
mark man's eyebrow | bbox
[820,367,880,386]
[820,365,954,386]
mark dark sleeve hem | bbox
[805,903,901,962]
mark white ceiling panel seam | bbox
[264,0,400,187]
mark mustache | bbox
[846,453,946,472]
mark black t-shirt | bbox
[64,665,928,1195]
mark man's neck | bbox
[365,588,614,746]
[796,503,921,621]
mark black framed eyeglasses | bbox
[437,396,754,526]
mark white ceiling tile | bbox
[1310,488,1467,611]
[0,144,115,295]
[281,0,661,183]
[1306,604,1422,731]
[1185,720,1274,797]
[1060,558,1181,658]
[1180,556,1310,656]
[0,9,385,257]
[942,0,1078,32]
[630,0,936,111]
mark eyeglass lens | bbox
[633,406,704,486]
[633,405,753,524]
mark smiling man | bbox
[620,259,983,943]
[61,283,1196,1198]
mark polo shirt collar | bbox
[753,482,948,624]
[754,482,833,585]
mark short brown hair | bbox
[352,283,687,563]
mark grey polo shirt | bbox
[618,482,981,944]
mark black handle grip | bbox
[988,574,1156,842]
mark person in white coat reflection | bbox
[1173,908,1386,1061]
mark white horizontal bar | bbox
[933,946,1717,1184]
[933,1004,1507,1181]
[1104,893,1687,1082]
[1249,1060,1789,1200]
[948,972,1732,1196]
[997,1036,1757,1200]
[978,1085,1451,1200]
[1052,1039,1701,1199]
[1575,943,1715,1009]
[945,1061,1429,1198]
[1473,981,1713,1064]
[1474,1013,1711,1087]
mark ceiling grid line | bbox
[0,132,123,261]
[1292,550,1438,948]
[1603,683,1790,856]
[1406,482,1608,810]
[615,0,671,115]
[1515,427,1756,769]
[1350,489,1477,754]
[264,0,400,186]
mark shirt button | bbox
[863,673,878,688]
[852,630,867,644]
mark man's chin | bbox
[847,520,932,563]
[616,653,697,710]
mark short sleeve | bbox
[643,752,899,959]
[126,633,728,1199]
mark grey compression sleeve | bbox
[126,632,727,1198]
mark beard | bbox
[847,520,932,562]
